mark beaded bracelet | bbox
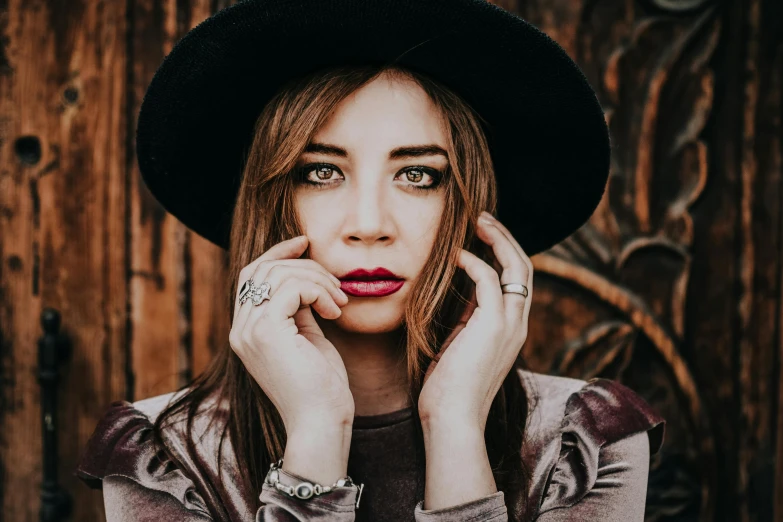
[263,459,365,508]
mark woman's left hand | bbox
[418,210,533,430]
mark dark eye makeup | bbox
[292,162,445,191]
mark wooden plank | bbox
[190,232,230,377]
[0,3,41,518]
[737,2,763,520]
[0,1,130,520]
[128,0,233,395]
[738,0,783,519]
[759,1,783,520]
[129,0,191,400]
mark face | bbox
[293,72,449,334]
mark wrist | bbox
[284,418,354,485]
[286,409,354,435]
[421,415,484,446]
[419,405,485,435]
[420,418,497,510]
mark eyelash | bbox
[293,163,444,191]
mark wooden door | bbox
[0,1,780,521]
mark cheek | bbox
[403,198,446,266]
[294,194,330,261]
[294,193,330,234]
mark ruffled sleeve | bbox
[74,400,215,519]
[535,378,665,519]
[75,400,361,521]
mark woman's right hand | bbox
[229,235,353,434]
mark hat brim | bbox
[136,0,610,256]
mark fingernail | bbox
[478,215,494,226]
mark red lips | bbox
[338,267,404,297]
[339,267,402,281]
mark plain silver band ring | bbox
[501,283,529,297]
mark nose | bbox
[344,175,393,245]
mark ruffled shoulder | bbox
[561,378,665,453]
[536,377,665,514]
[74,398,212,516]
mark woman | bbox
[75,1,665,521]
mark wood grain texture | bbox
[0,0,130,520]
[0,0,780,520]
[129,0,188,401]
[511,0,783,520]
[127,0,231,401]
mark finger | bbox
[241,279,341,348]
[258,235,310,262]
[261,278,343,326]
[234,281,269,334]
[237,265,347,333]
[484,214,535,321]
[478,214,531,285]
[233,236,310,323]
[292,304,323,337]
[233,238,342,323]
[456,248,503,317]
[480,212,533,272]
[477,215,530,319]
[243,236,311,286]
[235,259,342,316]
[253,265,347,308]
[259,258,342,286]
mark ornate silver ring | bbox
[239,279,273,306]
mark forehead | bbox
[311,73,447,150]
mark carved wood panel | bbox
[0,1,779,521]
[516,0,782,521]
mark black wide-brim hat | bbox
[136,0,610,256]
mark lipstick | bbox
[338,268,405,297]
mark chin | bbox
[330,303,405,333]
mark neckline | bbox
[352,405,414,429]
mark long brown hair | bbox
[151,64,534,520]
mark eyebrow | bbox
[304,142,449,160]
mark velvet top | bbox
[75,369,665,521]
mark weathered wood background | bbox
[0,0,780,521]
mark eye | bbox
[294,163,444,191]
[395,166,443,190]
[295,163,344,187]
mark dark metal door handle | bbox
[38,308,73,522]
